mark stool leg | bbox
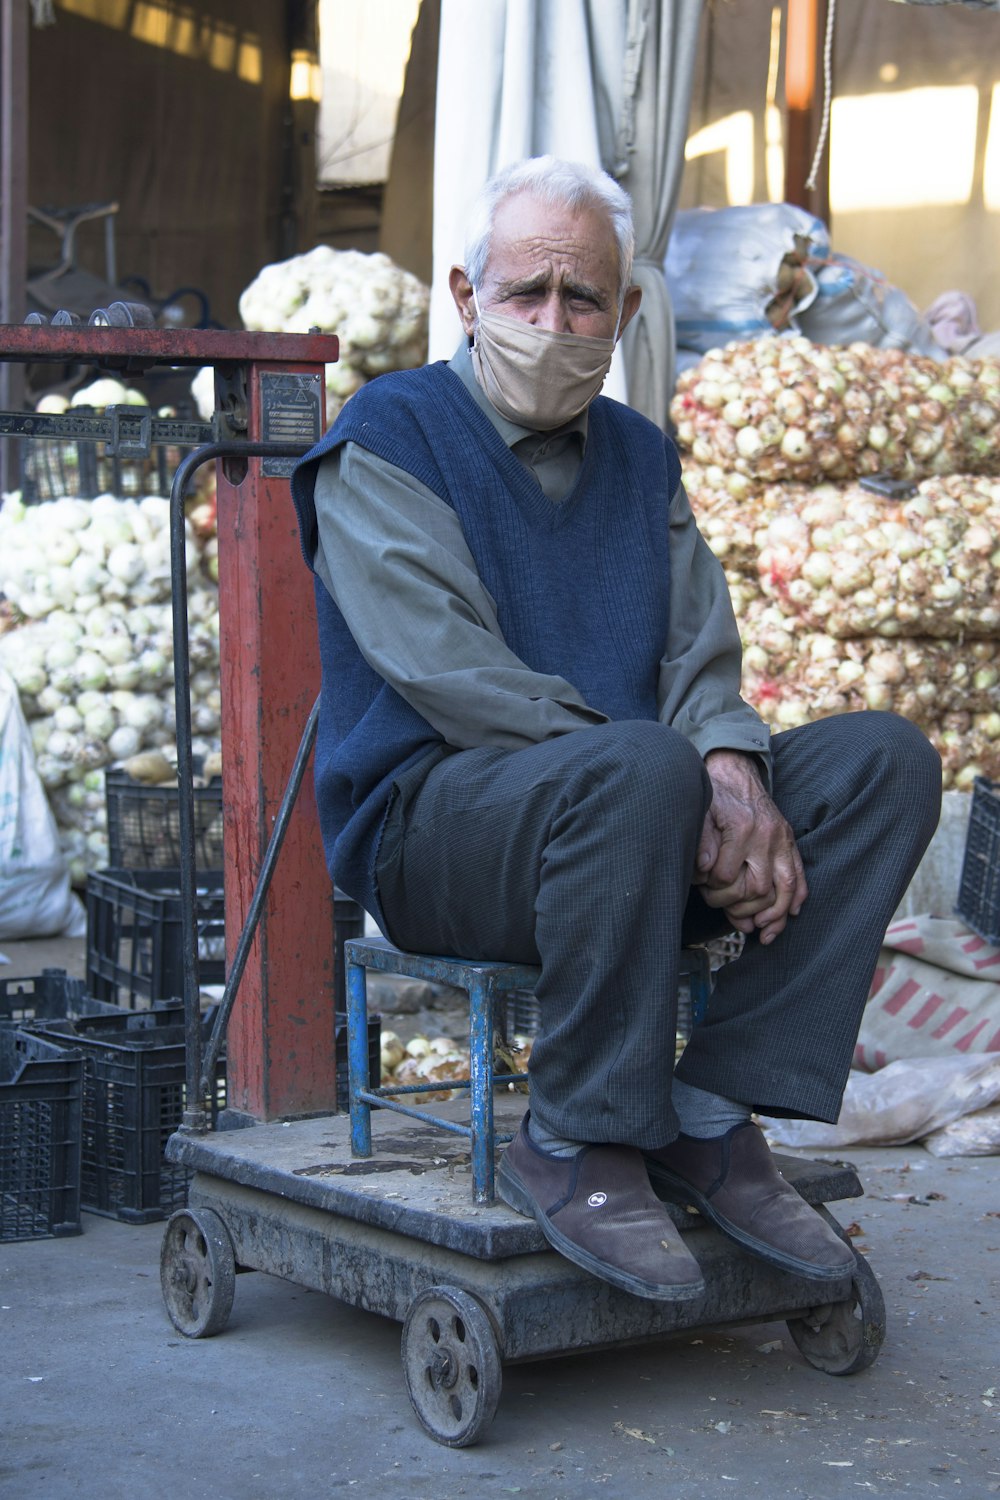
[468,973,495,1204]
[347,958,372,1158]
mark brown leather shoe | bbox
[645,1122,856,1283]
[497,1116,706,1303]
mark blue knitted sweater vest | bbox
[291,360,680,923]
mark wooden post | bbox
[0,0,28,491]
[784,0,831,228]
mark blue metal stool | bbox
[345,935,712,1205]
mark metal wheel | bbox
[401,1285,502,1446]
[160,1206,236,1338]
[786,1250,886,1375]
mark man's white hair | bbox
[463,155,636,304]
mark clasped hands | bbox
[695,749,808,946]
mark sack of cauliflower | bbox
[237,245,430,422]
[0,490,220,884]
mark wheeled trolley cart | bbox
[162,1095,884,1447]
[0,322,887,1447]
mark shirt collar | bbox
[448,341,589,451]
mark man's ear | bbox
[616,284,642,341]
[449,265,476,339]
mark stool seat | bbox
[344,935,712,1205]
[344,936,541,1203]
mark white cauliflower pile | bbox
[237,245,430,421]
[0,489,220,881]
[676,337,1000,790]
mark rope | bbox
[804,0,837,193]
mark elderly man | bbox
[292,156,941,1303]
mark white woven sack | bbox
[0,666,85,940]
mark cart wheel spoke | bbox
[160,1207,235,1338]
[401,1286,502,1447]
[786,1251,886,1375]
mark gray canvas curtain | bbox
[616,0,703,425]
[430,0,704,425]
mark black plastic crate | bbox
[956,777,1000,944]
[86,868,226,1008]
[334,1012,381,1107]
[105,764,224,871]
[0,1029,83,1242]
[20,398,198,504]
[0,968,126,1028]
[31,1008,225,1224]
[21,433,167,502]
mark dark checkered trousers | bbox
[375,711,941,1150]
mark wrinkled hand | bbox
[694,750,808,945]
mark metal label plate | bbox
[260,370,324,476]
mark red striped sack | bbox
[857,916,1000,1071]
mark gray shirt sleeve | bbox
[312,442,609,750]
[658,480,773,782]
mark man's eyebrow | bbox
[494,272,610,306]
[563,279,610,307]
[494,271,550,298]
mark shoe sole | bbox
[645,1160,856,1285]
[496,1156,707,1304]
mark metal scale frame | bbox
[0,314,886,1448]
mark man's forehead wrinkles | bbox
[513,233,592,259]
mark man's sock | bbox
[671,1077,752,1139]
[527,1112,586,1158]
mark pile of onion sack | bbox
[672,338,1000,789]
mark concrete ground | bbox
[2,1138,998,1500]
[3,936,1000,1500]
[3,791,998,1500]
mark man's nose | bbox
[533,293,570,333]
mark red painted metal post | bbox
[215,358,339,1122]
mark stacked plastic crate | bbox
[957,776,1000,944]
[86,765,226,1009]
[24,770,230,1223]
[1,966,222,1227]
[0,970,120,1241]
[90,763,375,1116]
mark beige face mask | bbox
[469,289,619,431]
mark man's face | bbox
[451,192,640,342]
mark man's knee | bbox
[826,710,940,797]
[868,711,942,844]
[871,710,941,785]
[583,720,710,826]
[775,710,942,845]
